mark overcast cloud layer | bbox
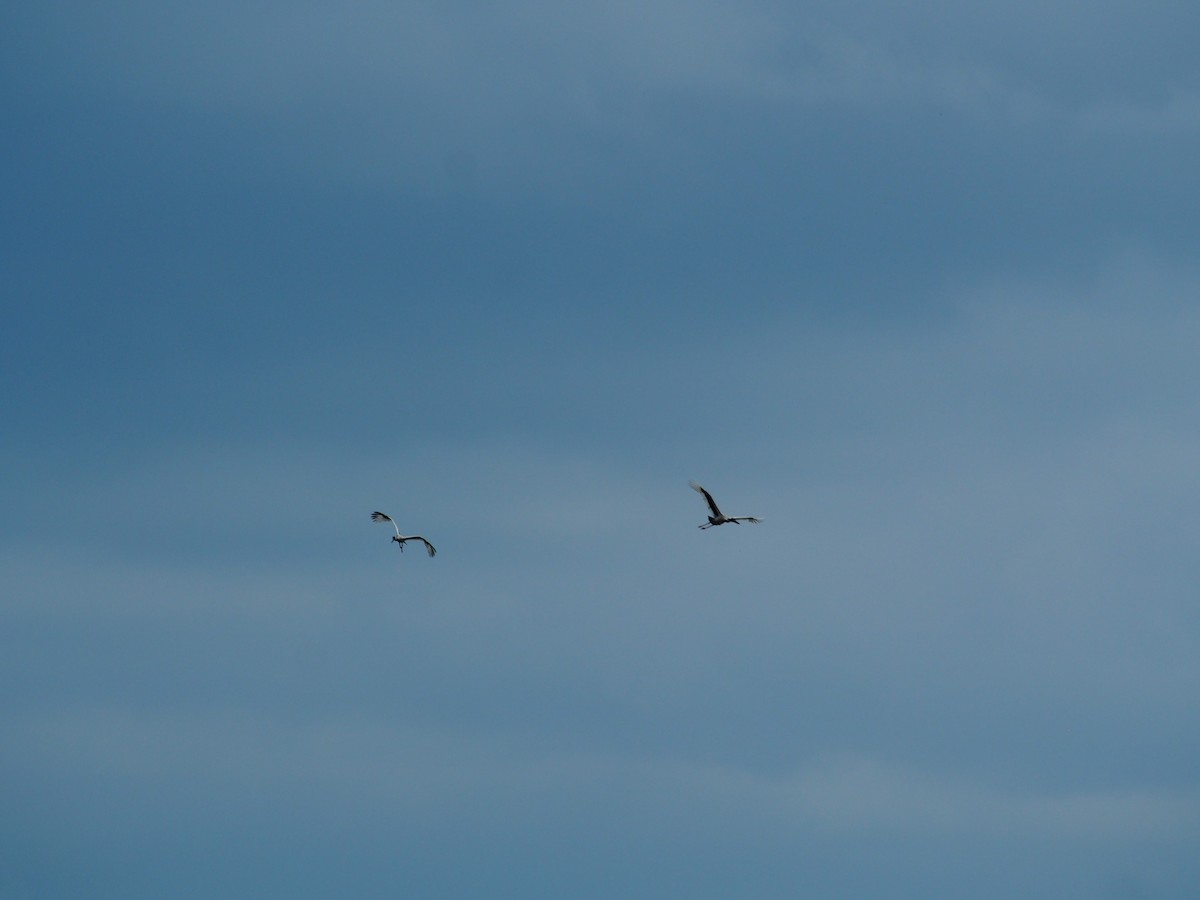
[3,2,1199,897]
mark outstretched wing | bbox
[689,481,722,517]
[729,516,762,525]
[371,511,401,537]
[410,536,437,557]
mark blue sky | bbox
[3,1,1200,897]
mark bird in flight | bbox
[371,511,437,556]
[689,481,761,529]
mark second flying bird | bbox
[689,481,762,530]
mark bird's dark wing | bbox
[411,536,437,557]
[689,481,722,517]
[372,511,403,537]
